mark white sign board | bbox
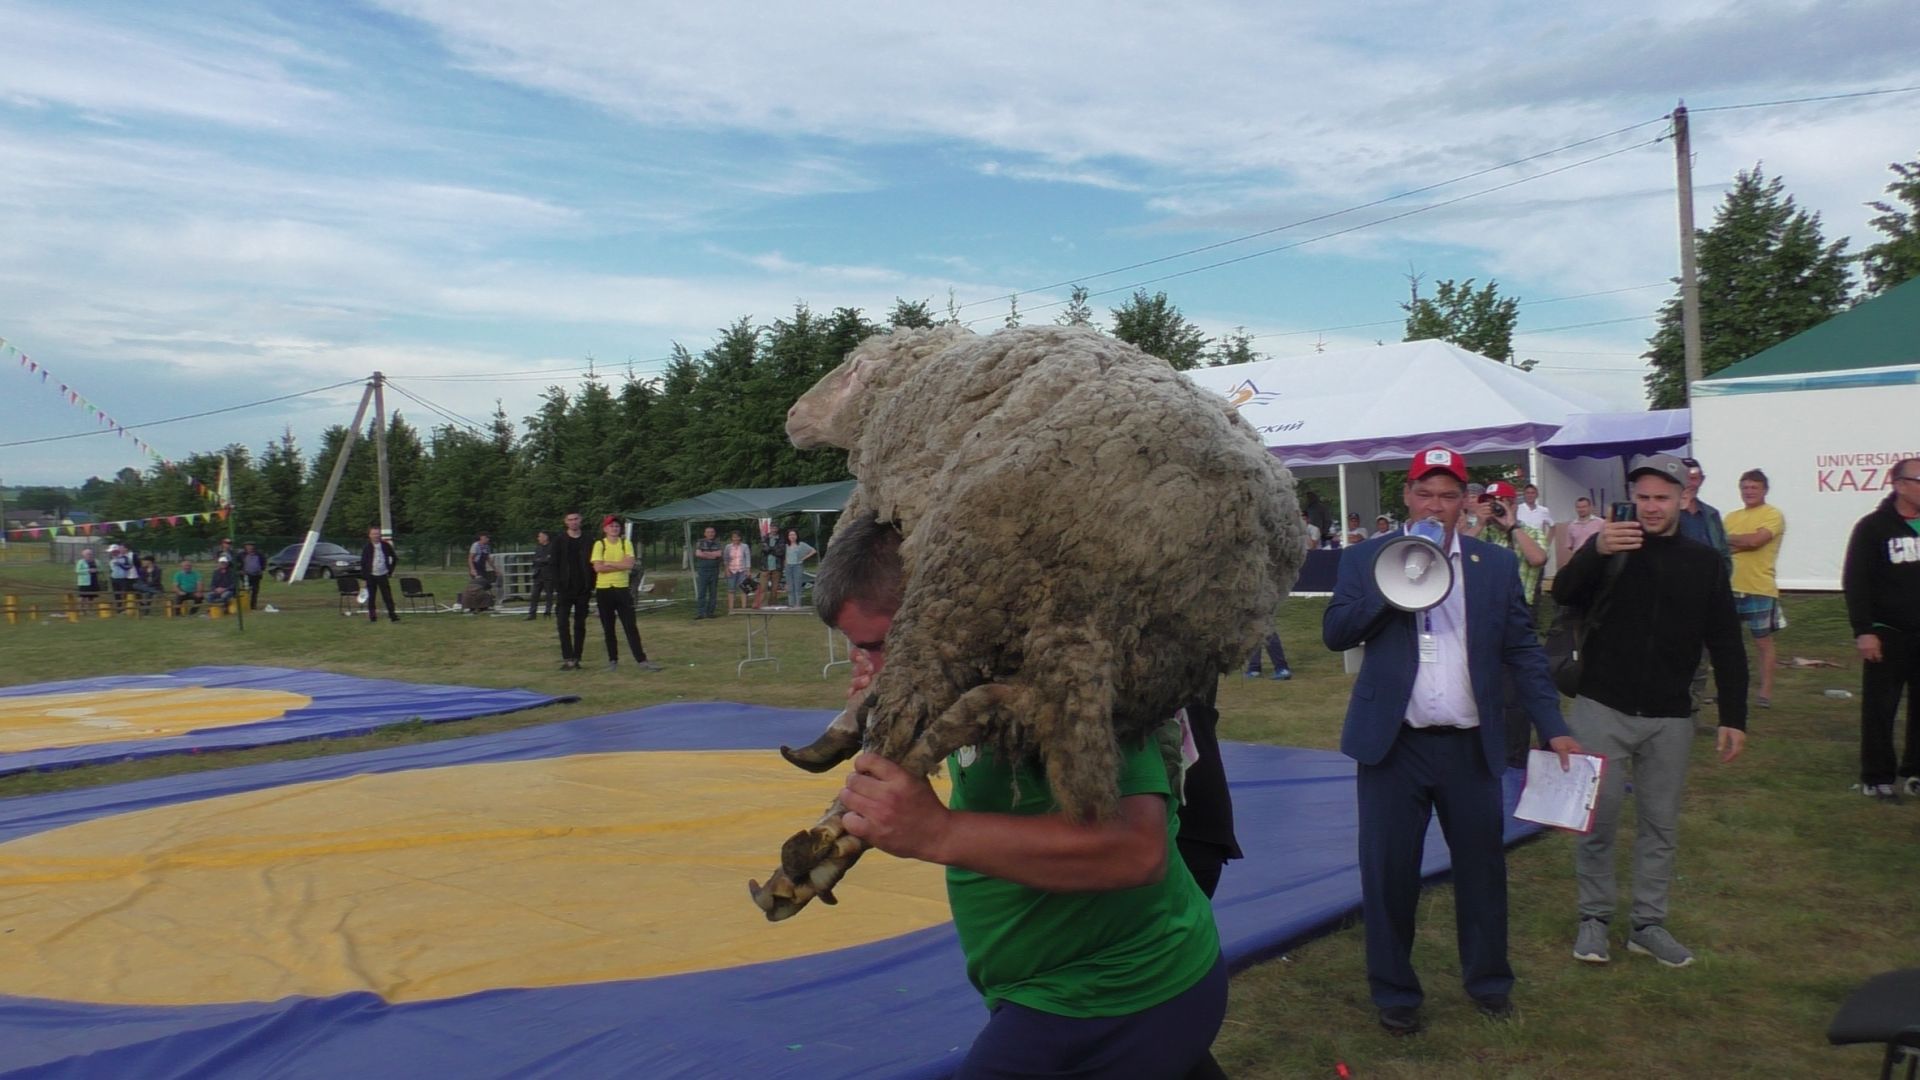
[1692,375,1918,591]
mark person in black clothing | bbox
[240,542,266,610]
[1552,453,1747,969]
[525,531,554,621]
[359,525,400,623]
[1842,458,1920,801]
[551,512,596,670]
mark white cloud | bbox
[0,4,335,130]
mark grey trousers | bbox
[1567,696,1695,926]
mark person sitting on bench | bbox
[171,559,203,616]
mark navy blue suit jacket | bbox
[1323,530,1566,775]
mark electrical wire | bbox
[1687,84,1920,114]
[1248,282,1669,341]
[950,83,1917,324]
[0,379,367,448]
[969,136,1667,327]
[382,380,487,434]
[955,116,1671,312]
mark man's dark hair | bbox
[1739,468,1769,488]
[1891,458,1920,484]
[813,511,905,628]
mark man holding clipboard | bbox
[1325,445,1581,1037]
[1552,454,1749,970]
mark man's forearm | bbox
[933,795,1169,892]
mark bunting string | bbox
[5,337,224,504]
[3,506,230,542]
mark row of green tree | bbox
[20,151,1919,551]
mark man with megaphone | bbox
[1324,445,1581,1037]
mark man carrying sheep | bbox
[818,511,1228,1080]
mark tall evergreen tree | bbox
[1643,166,1852,407]
[1403,278,1528,368]
[1109,290,1209,370]
[1207,326,1262,367]
[256,429,306,537]
[887,298,937,329]
[1056,285,1095,328]
[1861,150,1920,296]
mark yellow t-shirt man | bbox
[1725,503,1785,597]
[591,538,635,590]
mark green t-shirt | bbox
[943,735,1219,1018]
[172,570,200,594]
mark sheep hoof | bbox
[753,824,866,921]
[780,825,840,879]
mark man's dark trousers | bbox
[695,565,720,618]
[556,592,592,662]
[1862,627,1920,785]
[1356,724,1513,1009]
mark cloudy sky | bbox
[2,0,1916,486]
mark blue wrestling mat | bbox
[0,703,1539,1079]
[0,666,576,775]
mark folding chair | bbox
[336,575,362,616]
[401,577,436,614]
[1830,968,1920,1079]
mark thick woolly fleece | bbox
[787,325,1306,821]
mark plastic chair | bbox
[336,575,362,616]
[401,577,436,614]
[1829,968,1920,1079]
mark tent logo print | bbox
[1222,380,1280,410]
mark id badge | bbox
[1417,631,1439,664]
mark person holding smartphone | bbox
[1553,454,1748,970]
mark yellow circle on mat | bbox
[0,751,951,1006]
[0,687,313,753]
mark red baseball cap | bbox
[1408,445,1467,483]
[602,515,621,527]
[1482,481,1518,500]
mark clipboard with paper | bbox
[1513,750,1607,833]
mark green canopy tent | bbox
[1690,274,1920,589]
[624,481,856,568]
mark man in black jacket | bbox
[550,511,596,670]
[1552,453,1747,970]
[1842,458,1920,801]
[360,526,400,623]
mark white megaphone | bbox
[1370,519,1455,612]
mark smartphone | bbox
[1611,501,1637,523]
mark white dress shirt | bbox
[1404,532,1478,729]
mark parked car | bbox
[265,542,362,581]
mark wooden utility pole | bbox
[371,371,392,538]
[289,379,376,582]
[1673,102,1704,395]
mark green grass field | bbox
[2,562,1914,1078]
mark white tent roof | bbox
[1182,339,1606,467]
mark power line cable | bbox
[0,378,367,448]
[1688,84,1920,114]
[383,380,487,433]
[956,117,1671,313]
[952,83,1917,325]
[1248,281,1668,341]
[973,136,1666,327]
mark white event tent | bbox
[1182,340,1628,546]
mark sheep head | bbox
[787,325,972,450]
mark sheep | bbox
[749,325,1306,921]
